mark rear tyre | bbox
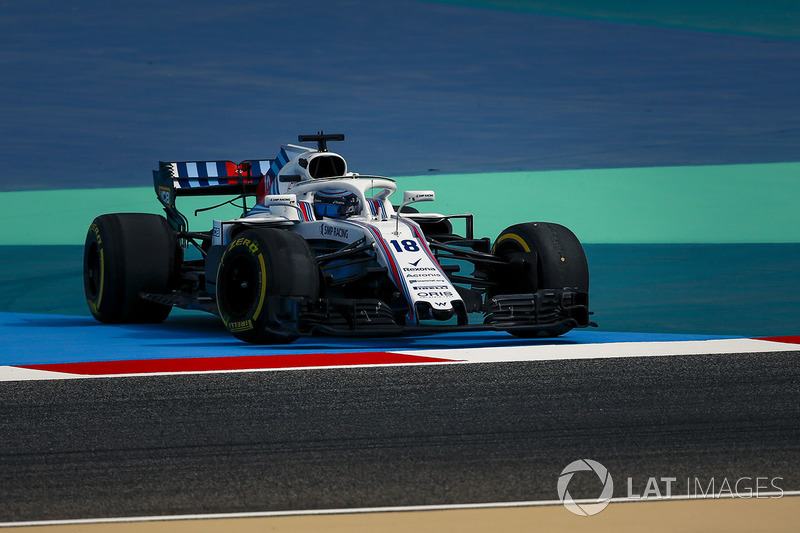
[491,222,589,337]
[216,228,320,344]
[83,213,177,323]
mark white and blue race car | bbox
[83,133,593,344]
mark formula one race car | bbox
[83,133,594,344]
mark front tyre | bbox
[83,213,177,323]
[216,228,320,344]
[492,222,588,293]
[490,222,589,337]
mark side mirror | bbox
[402,190,435,205]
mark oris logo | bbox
[416,291,453,298]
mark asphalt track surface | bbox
[2,347,799,523]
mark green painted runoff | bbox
[1,162,798,245]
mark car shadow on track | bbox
[6,311,585,355]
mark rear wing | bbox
[153,159,273,231]
[154,143,316,231]
[154,160,273,200]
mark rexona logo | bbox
[557,459,614,517]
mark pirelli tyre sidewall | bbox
[83,213,177,323]
[84,220,112,319]
[216,228,319,344]
[491,222,589,338]
[492,222,589,293]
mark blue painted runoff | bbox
[0,312,737,367]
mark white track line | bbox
[396,338,799,363]
[1,491,798,528]
[0,366,79,381]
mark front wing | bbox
[283,288,594,338]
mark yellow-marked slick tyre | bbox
[492,222,588,292]
[83,213,178,323]
[490,222,589,338]
[215,228,320,344]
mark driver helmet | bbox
[313,188,360,218]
